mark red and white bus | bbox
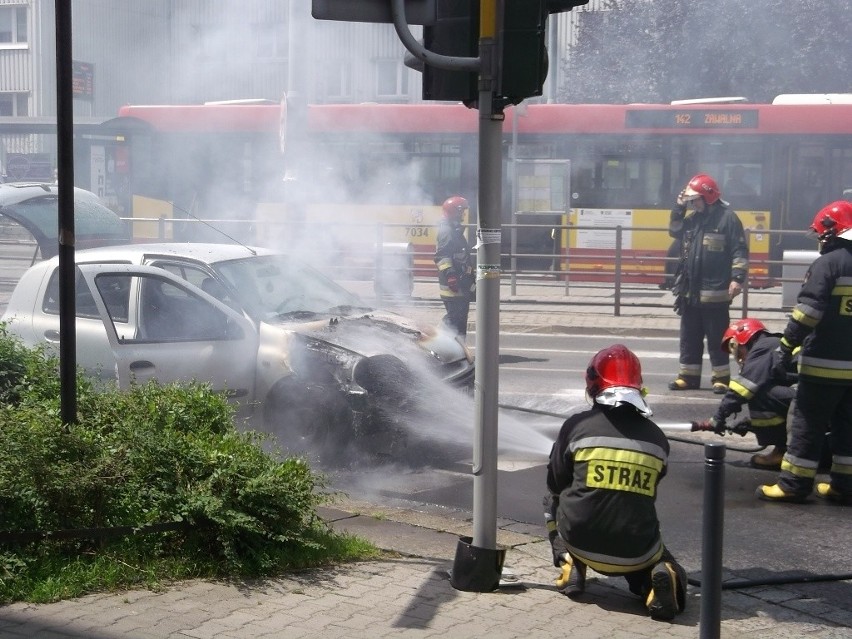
[99,98,852,283]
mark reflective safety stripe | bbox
[749,411,785,427]
[575,448,664,498]
[565,539,664,575]
[791,302,822,327]
[569,436,668,464]
[799,356,852,381]
[781,453,819,479]
[831,459,852,476]
[700,289,731,304]
[832,276,852,295]
[729,379,754,400]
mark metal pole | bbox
[471,0,502,555]
[700,442,726,639]
[55,0,77,426]
[510,110,518,296]
[613,225,622,317]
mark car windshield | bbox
[213,254,368,320]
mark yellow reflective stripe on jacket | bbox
[700,289,732,304]
[832,277,852,296]
[799,355,852,381]
[791,303,822,327]
[574,447,664,498]
[728,378,754,401]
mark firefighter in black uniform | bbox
[669,173,749,394]
[758,200,852,504]
[544,344,687,621]
[434,195,474,337]
[693,318,797,469]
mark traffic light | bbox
[498,1,588,104]
[417,0,479,103]
[408,0,589,105]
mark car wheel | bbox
[264,378,351,464]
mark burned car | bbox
[1,243,474,459]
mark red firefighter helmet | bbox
[442,195,468,220]
[809,200,852,247]
[721,318,768,354]
[585,344,643,397]
[683,173,722,204]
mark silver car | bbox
[1,243,474,460]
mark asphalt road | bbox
[330,329,852,589]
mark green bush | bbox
[0,325,377,603]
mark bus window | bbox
[723,164,760,197]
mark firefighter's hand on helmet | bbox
[676,189,689,207]
[446,273,460,292]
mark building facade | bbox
[0,0,601,178]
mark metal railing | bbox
[3,215,815,317]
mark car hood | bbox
[264,308,468,362]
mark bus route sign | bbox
[625,109,759,129]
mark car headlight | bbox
[289,335,362,387]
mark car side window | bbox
[149,261,238,311]
[113,274,238,343]
[43,268,116,320]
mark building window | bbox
[254,23,287,58]
[0,92,28,116]
[322,61,351,100]
[0,6,27,45]
[376,59,409,99]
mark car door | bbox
[76,264,259,412]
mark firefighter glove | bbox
[446,273,460,292]
[549,530,570,568]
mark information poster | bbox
[575,209,634,249]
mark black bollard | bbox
[450,536,506,592]
[700,442,726,639]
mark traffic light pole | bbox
[392,0,506,592]
[471,0,502,558]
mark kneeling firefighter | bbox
[543,345,687,621]
[692,318,797,469]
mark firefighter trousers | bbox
[677,303,730,381]
[779,379,852,495]
[441,295,470,337]
[749,384,796,447]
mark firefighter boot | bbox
[816,482,852,506]
[555,555,587,598]
[755,483,809,503]
[750,446,785,470]
[668,375,700,391]
[711,375,730,395]
[645,561,682,621]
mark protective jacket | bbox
[713,333,796,432]
[544,404,669,575]
[669,201,749,307]
[434,218,473,299]
[781,244,852,384]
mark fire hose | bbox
[497,403,766,453]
